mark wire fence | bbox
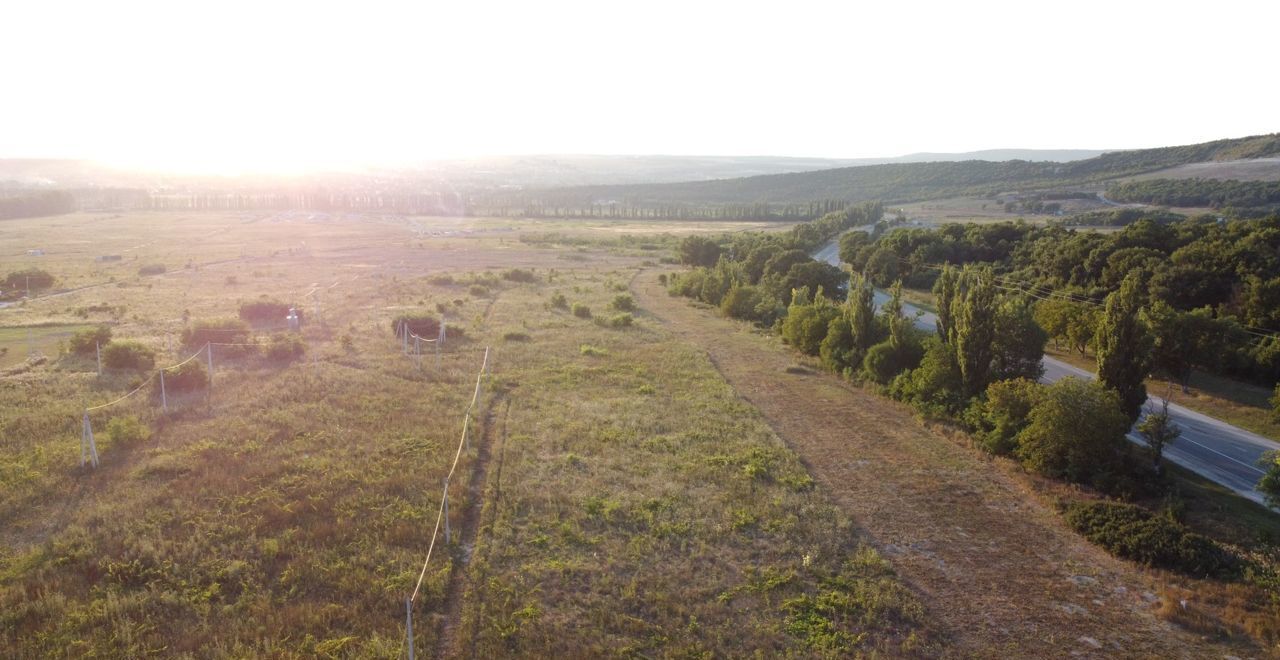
[402,346,492,659]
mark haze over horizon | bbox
[4,0,1277,175]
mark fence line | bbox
[403,346,491,657]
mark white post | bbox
[96,341,102,376]
[402,326,408,354]
[159,370,168,412]
[82,411,99,468]
[406,598,415,660]
[440,320,447,347]
[206,343,214,388]
[443,478,451,544]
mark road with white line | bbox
[816,237,1278,505]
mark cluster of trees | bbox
[666,203,883,325]
[1055,208,1185,227]
[847,215,1280,384]
[474,199,848,222]
[0,190,76,220]
[2,269,55,299]
[1106,178,1280,210]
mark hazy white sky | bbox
[3,0,1277,173]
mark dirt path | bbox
[633,271,1242,658]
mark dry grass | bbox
[2,211,923,656]
[633,269,1263,658]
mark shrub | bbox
[469,285,489,297]
[782,301,839,356]
[580,344,607,357]
[610,294,636,312]
[720,285,764,322]
[183,318,250,349]
[657,273,668,286]
[105,415,150,445]
[1062,500,1237,578]
[502,268,537,283]
[861,338,922,386]
[890,339,965,418]
[264,334,305,362]
[163,360,208,393]
[964,378,1044,455]
[572,303,592,319]
[606,313,633,329]
[391,313,441,339]
[138,264,167,276]
[503,331,532,342]
[102,341,155,371]
[239,299,294,326]
[549,292,569,309]
[1016,377,1129,486]
[427,274,455,285]
[68,326,112,356]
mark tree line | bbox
[1106,178,1280,210]
[842,215,1280,385]
[667,209,1280,515]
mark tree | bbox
[1095,273,1153,423]
[846,271,878,355]
[1271,383,1280,422]
[1017,377,1130,485]
[1141,302,1224,392]
[837,231,871,265]
[951,267,997,398]
[781,262,846,302]
[932,265,959,342]
[679,235,722,267]
[1136,396,1181,475]
[965,378,1044,456]
[990,296,1047,382]
[882,280,913,351]
[781,289,839,356]
[1258,450,1280,509]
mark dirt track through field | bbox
[633,271,1240,658]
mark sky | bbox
[3,0,1278,174]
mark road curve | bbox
[818,238,1279,505]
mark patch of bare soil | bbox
[633,271,1252,658]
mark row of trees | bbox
[845,215,1280,384]
[1106,178,1280,209]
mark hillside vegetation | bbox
[477,133,1280,213]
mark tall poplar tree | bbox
[1095,273,1153,423]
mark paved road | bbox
[817,237,1278,505]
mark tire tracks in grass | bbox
[631,269,1244,659]
[433,381,508,658]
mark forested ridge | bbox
[476,133,1280,213]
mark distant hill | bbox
[483,134,1280,209]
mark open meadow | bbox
[1,212,932,656]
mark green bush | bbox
[469,284,489,297]
[264,334,305,362]
[964,378,1044,455]
[1062,500,1237,578]
[720,285,764,322]
[391,313,440,338]
[610,294,636,312]
[162,360,208,393]
[183,318,250,349]
[1259,451,1280,508]
[68,326,112,356]
[105,415,150,445]
[605,313,633,329]
[549,292,569,309]
[102,341,155,371]
[1016,378,1129,486]
[860,339,922,385]
[572,303,592,319]
[781,301,839,356]
[502,268,537,283]
[503,331,532,342]
[239,299,294,325]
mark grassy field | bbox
[1,212,924,656]
[0,323,96,369]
